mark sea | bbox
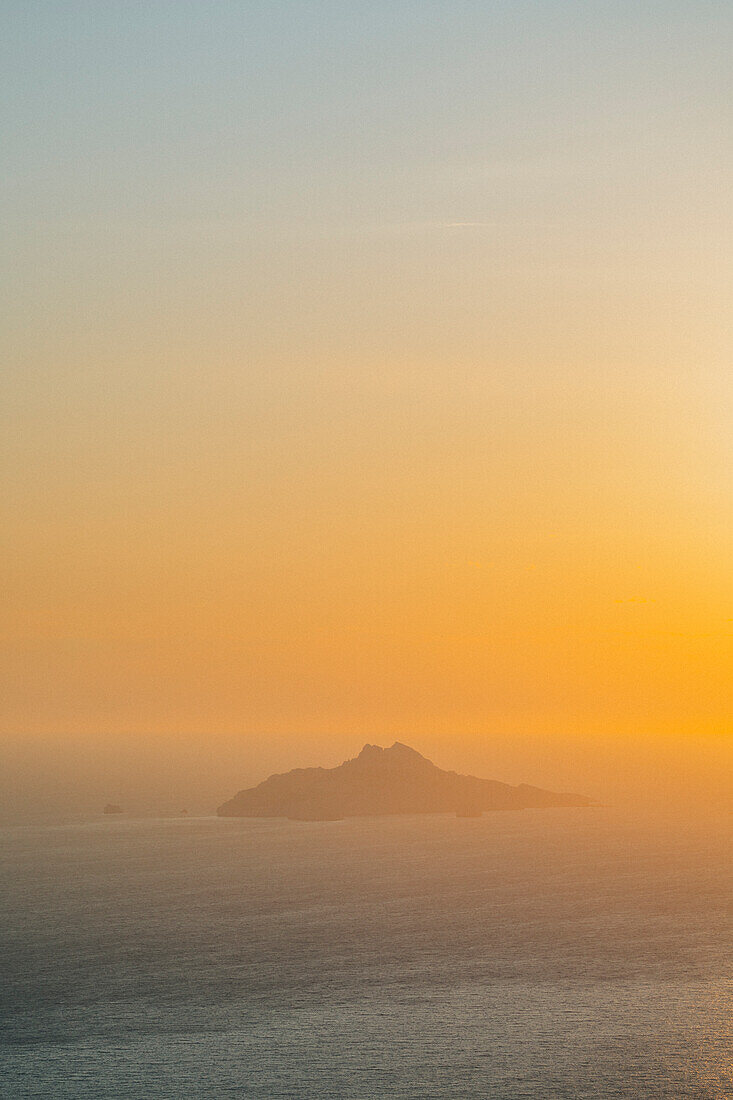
[0,808,730,1099]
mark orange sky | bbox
[1,4,731,815]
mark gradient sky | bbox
[2,2,731,814]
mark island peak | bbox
[217,743,590,820]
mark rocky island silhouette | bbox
[217,742,591,820]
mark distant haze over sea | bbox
[1,731,729,823]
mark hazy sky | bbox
[2,2,731,814]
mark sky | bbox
[1,2,731,815]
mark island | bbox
[216,741,591,820]
[103,803,123,815]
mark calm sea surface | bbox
[0,809,730,1099]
